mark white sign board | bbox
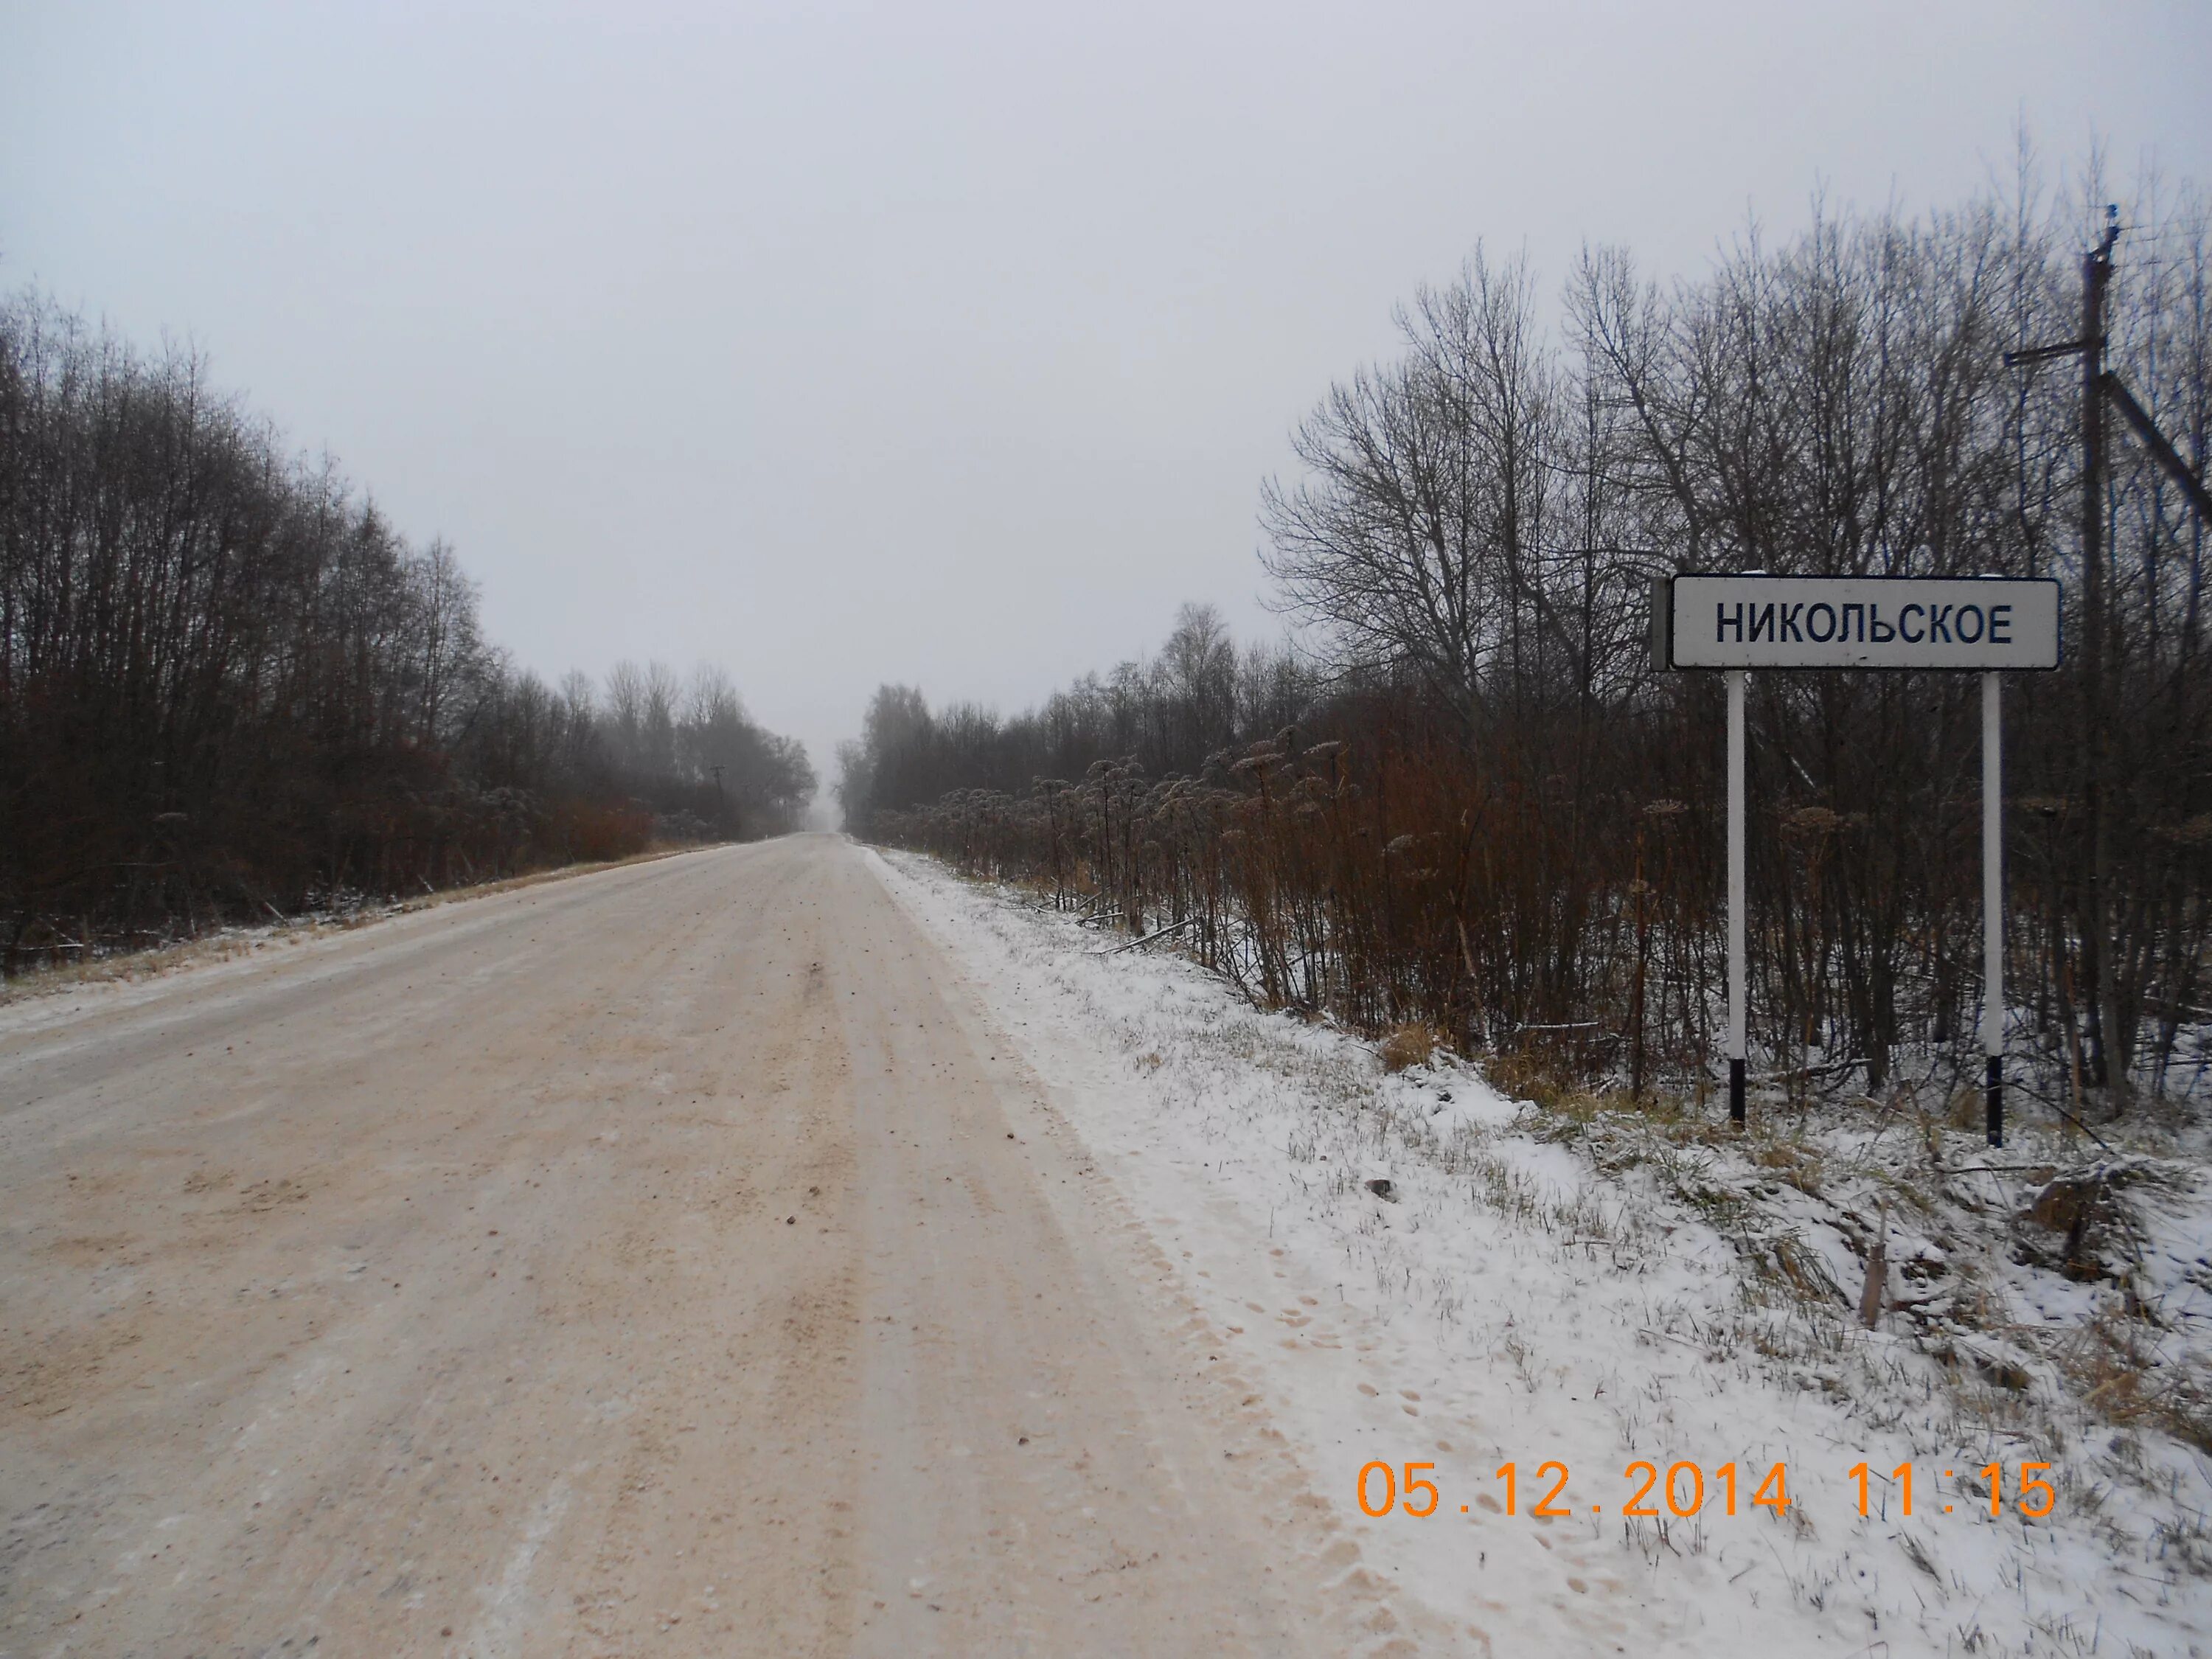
[1659,575,2061,671]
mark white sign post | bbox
[1652,574,2062,1143]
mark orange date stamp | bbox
[1357,1458,2058,1520]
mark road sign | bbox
[1655,574,2061,672]
[1652,571,2061,1145]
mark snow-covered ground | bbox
[871,846,2212,1658]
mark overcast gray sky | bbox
[5,1,2208,796]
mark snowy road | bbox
[0,836,1368,1656]
[13,833,2194,1659]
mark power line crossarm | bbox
[2101,372,2212,526]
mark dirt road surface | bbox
[1,837,1360,1657]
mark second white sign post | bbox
[1652,574,2062,1144]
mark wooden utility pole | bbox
[2081,209,2121,1090]
[2008,209,2120,1089]
[2006,204,2212,1102]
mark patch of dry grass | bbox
[1377,1021,1444,1072]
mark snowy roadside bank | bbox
[0,843,721,1039]
[870,845,2212,1658]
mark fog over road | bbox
[1,838,1343,1656]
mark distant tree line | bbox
[0,292,813,971]
[844,154,2211,1113]
[835,607,1312,822]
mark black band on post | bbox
[1986,1054,2003,1148]
[1729,1057,1745,1128]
